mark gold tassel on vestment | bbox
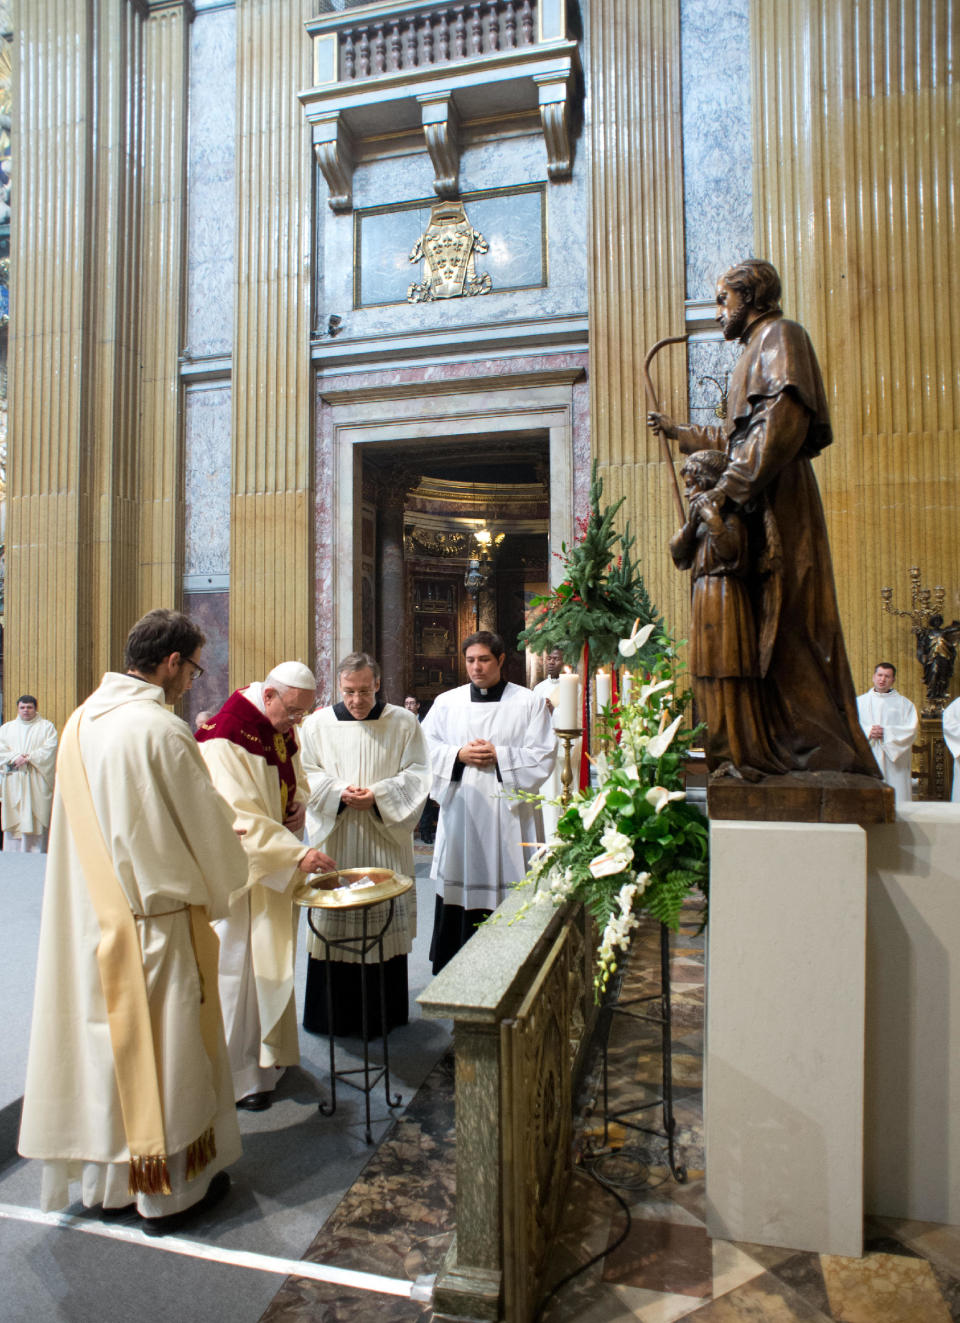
[184,1126,217,1182]
[128,1154,173,1197]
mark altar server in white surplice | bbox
[18,610,246,1233]
[424,630,556,973]
[532,647,574,841]
[856,661,919,804]
[299,652,431,1036]
[943,696,960,802]
[0,695,58,851]
[196,662,335,1112]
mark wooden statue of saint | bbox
[652,258,880,783]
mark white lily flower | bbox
[647,712,683,758]
[624,763,640,780]
[645,785,686,815]
[618,621,655,657]
[579,789,608,830]
[638,678,673,706]
[588,847,633,878]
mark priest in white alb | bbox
[18,609,246,1233]
[856,661,918,803]
[196,662,335,1111]
[299,652,431,1036]
[0,694,58,851]
[943,694,960,803]
[423,630,556,973]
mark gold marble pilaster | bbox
[586,0,689,641]
[752,0,960,693]
[138,1,192,616]
[7,0,149,725]
[230,0,315,684]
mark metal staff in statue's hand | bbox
[643,334,688,524]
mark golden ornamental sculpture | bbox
[881,567,960,716]
[407,201,492,303]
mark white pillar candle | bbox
[621,670,632,705]
[557,669,580,728]
[595,667,611,711]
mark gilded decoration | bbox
[404,526,469,559]
[408,201,492,302]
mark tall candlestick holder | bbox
[556,728,582,805]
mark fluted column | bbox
[753,0,960,690]
[7,0,147,725]
[230,0,315,684]
[138,1,192,615]
[587,0,689,638]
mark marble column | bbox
[230,0,316,684]
[586,0,689,647]
[7,0,153,723]
[138,0,193,617]
[376,495,407,705]
[751,0,959,689]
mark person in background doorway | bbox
[0,695,58,852]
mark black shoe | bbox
[236,1091,271,1111]
[140,1170,231,1238]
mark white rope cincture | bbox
[0,1203,435,1303]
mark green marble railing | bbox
[418,888,597,1322]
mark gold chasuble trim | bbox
[57,710,220,1195]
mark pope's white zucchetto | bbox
[265,661,317,691]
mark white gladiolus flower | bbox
[600,825,632,854]
[647,712,683,758]
[645,785,686,815]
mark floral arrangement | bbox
[520,625,709,999]
[517,461,662,672]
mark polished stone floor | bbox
[256,899,960,1322]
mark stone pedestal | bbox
[705,821,867,1257]
[865,802,960,1222]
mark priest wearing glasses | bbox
[197,662,335,1111]
[299,652,431,1036]
[423,631,556,973]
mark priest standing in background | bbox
[531,647,568,840]
[19,609,245,1233]
[423,630,556,973]
[197,662,335,1112]
[0,694,58,851]
[299,652,431,1036]
[856,662,919,804]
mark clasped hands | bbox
[458,738,497,769]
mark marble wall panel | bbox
[183,589,230,728]
[681,0,753,301]
[320,133,588,342]
[687,334,743,432]
[184,382,232,576]
[185,4,236,359]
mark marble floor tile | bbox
[820,1251,952,1323]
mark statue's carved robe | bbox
[676,313,879,776]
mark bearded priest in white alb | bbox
[943,695,960,803]
[856,662,918,804]
[197,662,335,1111]
[19,610,246,1233]
[423,631,556,973]
[299,652,431,1036]
[0,694,58,851]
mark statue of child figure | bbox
[669,450,786,780]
